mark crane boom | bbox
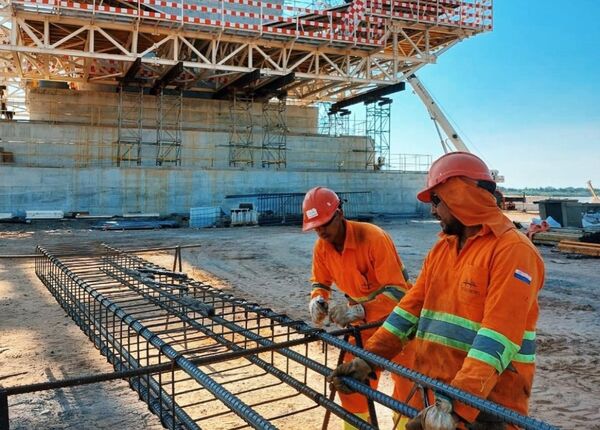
[406,73,504,183]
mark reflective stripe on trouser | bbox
[342,412,370,430]
[392,413,410,430]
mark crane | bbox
[406,74,504,183]
[587,180,600,203]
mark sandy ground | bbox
[1,217,599,429]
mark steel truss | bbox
[261,97,288,168]
[228,91,255,167]
[365,97,391,169]
[116,84,144,166]
[19,244,556,430]
[0,0,492,110]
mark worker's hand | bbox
[406,395,457,430]
[327,357,375,394]
[329,303,365,327]
[309,296,329,327]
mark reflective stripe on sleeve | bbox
[382,306,418,340]
[467,328,520,373]
[513,331,536,364]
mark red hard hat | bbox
[417,152,494,202]
[302,187,341,231]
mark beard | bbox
[441,217,466,236]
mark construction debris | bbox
[530,228,583,246]
[25,210,64,220]
[91,219,180,230]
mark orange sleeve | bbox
[368,230,409,292]
[310,241,333,300]
[365,254,430,359]
[451,241,543,422]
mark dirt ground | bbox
[1,216,599,429]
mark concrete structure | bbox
[0,88,429,216]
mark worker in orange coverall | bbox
[328,152,545,430]
[303,186,414,429]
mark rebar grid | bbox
[28,244,557,430]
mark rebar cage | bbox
[1,244,557,430]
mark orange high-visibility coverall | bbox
[310,220,413,417]
[366,178,545,428]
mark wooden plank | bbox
[558,242,600,257]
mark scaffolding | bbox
[261,97,288,168]
[327,109,351,137]
[365,97,392,170]
[155,88,183,166]
[228,91,255,167]
[116,85,144,167]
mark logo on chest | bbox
[460,277,482,296]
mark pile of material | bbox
[530,228,583,246]
[557,240,600,257]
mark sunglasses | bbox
[430,194,442,207]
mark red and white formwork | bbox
[0,0,491,107]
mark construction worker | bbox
[303,186,413,429]
[328,152,545,430]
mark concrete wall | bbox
[28,88,318,134]
[0,89,429,216]
[0,121,368,170]
[0,165,428,216]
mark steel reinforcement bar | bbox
[18,244,557,430]
[102,245,556,430]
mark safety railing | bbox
[11,0,492,49]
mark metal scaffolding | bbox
[365,98,392,170]
[228,92,255,167]
[116,85,144,167]
[327,109,351,137]
[261,97,288,168]
[156,88,183,166]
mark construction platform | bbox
[0,0,492,106]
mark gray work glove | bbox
[309,296,329,327]
[327,357,375,394]
[329,302,365,327]
[406,394,457,430]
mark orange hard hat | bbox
[302,187,341,231]
[417,152,494,202]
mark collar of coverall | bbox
[434,176,515,238]
[321,218,357,251]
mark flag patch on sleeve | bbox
[514,269,532,285]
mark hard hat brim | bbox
[302,211,337,232]
[417,186,433,203]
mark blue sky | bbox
[381,0,600,188]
